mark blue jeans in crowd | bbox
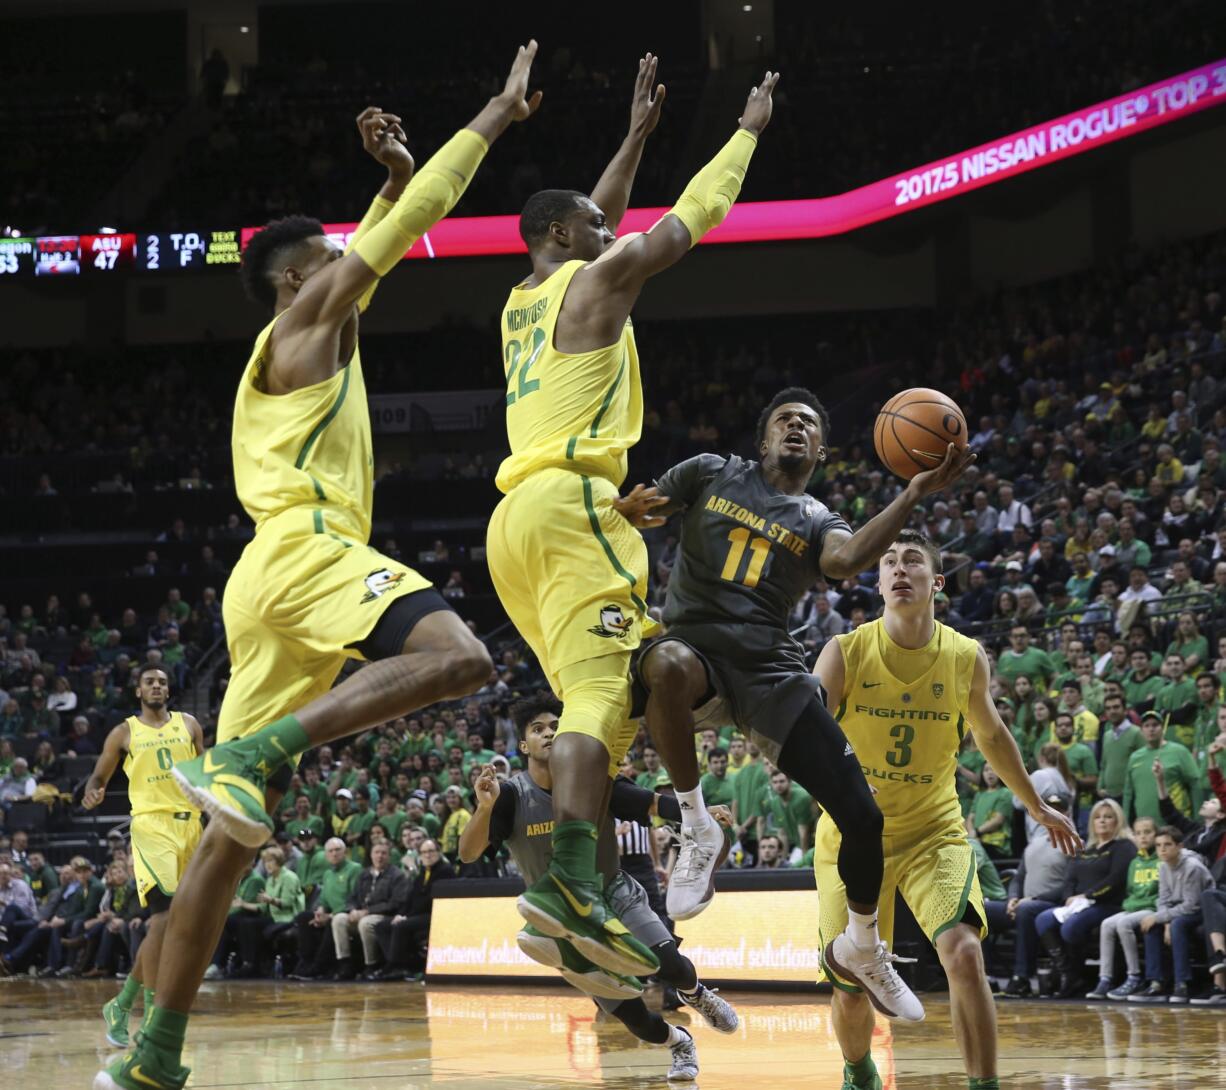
[1008,899,1059,977]
[1034,902,1116,965]
[1143,913,1202,984]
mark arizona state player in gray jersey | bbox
[614,386,972,1021]
[459,692,736,1083]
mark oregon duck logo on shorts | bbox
[932,682,944,698]
[588,604,633,639]
[361,568,405,604]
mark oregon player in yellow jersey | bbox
[814,530,1079,1090]
[486,61,778,977]
[97,47,541,1090]
[83,664,204,1049]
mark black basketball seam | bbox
[887,412,930,471]
[877,408,963,447]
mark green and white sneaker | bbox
[172,742,273,848]
[93,1047,190,1090]
[517,869,660,978]
[516,926,643,1000]
[101,997,130,1047]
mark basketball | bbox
[873,388,968,480]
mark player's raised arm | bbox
[285,42,542,330]
[586,71,778,299]
[458,763,503,863]
[967,644,1081,856]
[819,443,976,579]
[82,723,129,810]
[588,54,666,230]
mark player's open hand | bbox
[83,785,105,810]
[738,71,780,135]
[908,442,976,498]
[473,763,500,808]
[613,484,670,528]
[497,41,543,122]
[1029,799,1081,857]
[629,53,666,139]
[708,805,733,829]
[356,107,413,178]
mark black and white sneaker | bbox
[1126,981,1167,1003]
[680,984,738,1033]
[1189,986,1226,1007]
[667,1027,699,1082]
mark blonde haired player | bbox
[83,664,204,1048]
[814,529,1079,1090]
[97,46,542,1090]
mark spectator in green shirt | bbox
[206,861,265,979]
[1123,649,1166,713]
[763,770,814,856]
[1097,693,1144,802]
[286,795,325,841]
[1166,612,1209,675]
[969,838,1006,901]
[1053,679,1100,748]
[346,791,378,863]
[399,717,433,763]
[699,747,736,810]
[1009,675,1040,755]
[292,828,329,898]
[1100,641,1131,686]
[730,742,770,861]
[725,734,750,775]
[956,733,985,817]
[376,798,408,843]
[24,849,59,904]
[967,764,1013,858]
[1065,551,1096,604]
[291,837,362,979]
[997,626,1055,691]
[236,846,304,976]
[1123,712,1202,824]
[1154,652,1198,739]
[1086,817,1159,997]
[331,790,355,841]
[461,731,496,777]
[635,746,666,792]
[1194,699,1226,789]
[1037,713,1098,830]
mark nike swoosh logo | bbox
[861,682,882,689]
[203,752,224,774]
[129,1065,163,1089]
[549,873,593,917]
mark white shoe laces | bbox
[673,826,718,883]
[859,942,915,999]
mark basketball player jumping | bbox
[96,45,540,1090]
[814,529,1079,1090]
[83,664,204,1048]
[485,58,778,977]
[458,692,737,1083]
[619,387,972,1021]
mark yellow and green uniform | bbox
[124,712,202,906]
[486,260,649,772]
[817,618,986,991]
[219,303,430,745]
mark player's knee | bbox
[939,930,985,983]
[448,635,494,691]
[641,641,705,701]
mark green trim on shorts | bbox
[310,475,327,501]
[295,365,352,469]
[313,509,325,535]
[931,843,977,942]
[132,840,174,899]
[581,475,648,615]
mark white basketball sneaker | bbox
[666,819,728,920]
[667,1027,699,1082]
[824,932,925,1022]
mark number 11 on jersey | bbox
[720,526,771,587]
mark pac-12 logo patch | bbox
[932,682,945,698]
[588,604,633,639]
[361,568,405,604]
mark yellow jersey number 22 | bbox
[505,327,546,407]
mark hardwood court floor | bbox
[2,979,1223,1089]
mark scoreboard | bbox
[141,230,241,270]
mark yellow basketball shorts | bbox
[218,513,431,743]
[487,469,654,767]
[130,810,203,907]
[814,816,986,991]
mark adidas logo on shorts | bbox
[843,742,854,757]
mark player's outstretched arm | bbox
[82,723,128,810]
[458,764,501,863]
[589,53,666,230]
[583,72,778,306]
[284,42,541,331]
[820,443,976,578]
[968,645,1081,856]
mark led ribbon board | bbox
[243,58,1226,258]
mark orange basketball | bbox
[874,388,968,480]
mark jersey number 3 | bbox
[505,327,546,407]
[885,723,915,767]
[720,527,771,588]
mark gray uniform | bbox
[652,453,851,757]
[490,772,673,952]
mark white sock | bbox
[675,784,710,829]
[665,1025,689,1048]
[847,908,880,949]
